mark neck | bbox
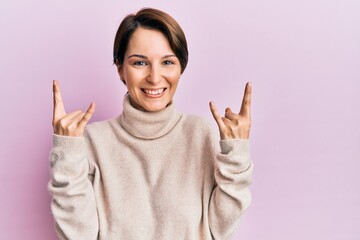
[119,94,182,139]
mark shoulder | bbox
[181,114,210,128]
[178,114,219,157]
[84,117,120,139]
[180,114,217,140]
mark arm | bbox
[48,135,99,240]
[208,82,253,239]
[208,139,253,239]
[49,80,98,239]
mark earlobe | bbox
[119,69,126,85]
[116,63,124,81]
[115,60,126,85]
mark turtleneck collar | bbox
[119,94,183,140]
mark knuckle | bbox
[241,120,251,128]
[82,115,90,123]
[244,119,251,127]
[58,118,67,128]
[230,125,237,131]
[84,113,90,119]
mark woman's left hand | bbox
[209,82,252,140]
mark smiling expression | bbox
[118,27,182,112]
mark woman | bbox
[49,8,253,240]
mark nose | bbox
[146,65,161,84]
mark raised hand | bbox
[209,82,252,140]
[52,80,96,137]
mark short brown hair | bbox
[113,8,188,73]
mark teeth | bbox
[143,88,165,95]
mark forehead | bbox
[126,27,174,56]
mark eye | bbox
[163,60,174,65]
[133,61,147,66]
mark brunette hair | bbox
[113,8,188,73]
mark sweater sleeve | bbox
[48,134,99,240]
[208,139,253,240]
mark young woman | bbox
[49,8,253,240]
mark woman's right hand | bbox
[52,80,96,137]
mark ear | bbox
[115,60,126,85]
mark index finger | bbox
[53,80,66,121]
[209,101,226,130]
[239,82,252,118]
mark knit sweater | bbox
[48,95,253,240]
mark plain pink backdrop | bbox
[1,1,359,239]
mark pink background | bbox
[1,0,359,239]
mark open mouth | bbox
[142,88,166,96]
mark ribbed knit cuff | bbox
[53,134,86,154]
[219,139,250,155]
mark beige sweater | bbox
[48,95,253,240]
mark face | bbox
[118,27,182,112]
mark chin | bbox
[143,101,169,112]
[145,105,166,112]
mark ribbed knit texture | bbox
[48,95,253,240]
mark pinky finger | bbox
[78,103,96,128]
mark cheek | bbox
[170,74,181,86]
[166,68,181,84]
[124,68,146,86]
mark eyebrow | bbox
[127,54,176,59]
[128,54,147,59]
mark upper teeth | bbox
[144,88,165,95]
